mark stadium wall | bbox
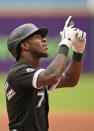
[0,0,94,72]
[0,17,93,72]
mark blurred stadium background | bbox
[0,0,94,131]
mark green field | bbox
[0,36,73,61]
[0,73,94,113]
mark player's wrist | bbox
[72,51,83,61]
[58,45,69,57]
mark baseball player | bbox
[5,16,86,131]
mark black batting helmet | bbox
[7,23,48,59]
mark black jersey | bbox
[5,61,49,131]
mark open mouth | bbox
[44,46,48,50]
[43,44,48,49]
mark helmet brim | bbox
[35,27,48,37]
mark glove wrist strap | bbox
[58,45,69,57]
[72,51,83,61]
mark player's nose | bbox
[42,37,47,43]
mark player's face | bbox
[27,33,48,58]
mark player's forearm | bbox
[45,46,68,80]
[37,45,69,87]
[46,53,67,78]
[57,52,83,87]
[63,60,82,87]
[37,46,69,88]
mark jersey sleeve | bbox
[32,68,45,88]
[14,66,45,89]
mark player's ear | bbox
[21,42,30,51]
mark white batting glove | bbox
[59,16,78,48]
[72,30,86,53]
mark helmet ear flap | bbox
[16,44,22,61]
[9,44,22,61]
[9,48,17,58]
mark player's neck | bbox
[20,54,40,68]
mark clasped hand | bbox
[59,16,86,53]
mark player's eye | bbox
[34,34,42,39]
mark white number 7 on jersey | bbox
[37,91,44,107]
